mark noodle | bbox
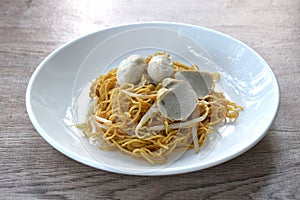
[77,53,243,164]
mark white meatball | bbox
[147,55,174,82]
[116,55,147,86]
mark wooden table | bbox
[1,0,299,199]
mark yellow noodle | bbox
[78,53,243,164]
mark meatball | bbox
[147,55,174,82]
[116,55,147,86]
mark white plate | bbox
[26,22,280,176]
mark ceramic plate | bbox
[26,22,279,176]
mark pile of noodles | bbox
[77,53,243,164]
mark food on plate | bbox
[116,54,147,86]
[147,55,174,82]
[77,52,243,164]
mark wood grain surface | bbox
[0,0,299,199]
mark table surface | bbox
[1,0,299,199]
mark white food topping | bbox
[157,78,198,121]
[147,55,174,82]
[175,71,213,98]
[116,55,147,86]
